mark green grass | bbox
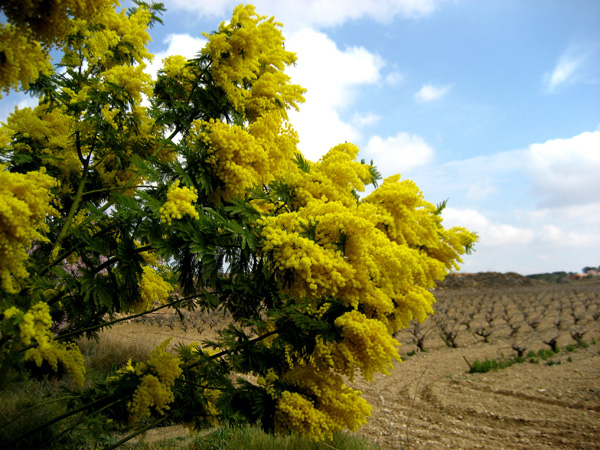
[77,333,154,380]
[469,343,589,374]
[469,339,596,374]
[469,356,524,373]
[122,425,384,450]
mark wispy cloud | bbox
[385,71,404,86]
[544,45,594,92]
[414,83,452,102]
[167,0,438,31]
[352,112,381,127]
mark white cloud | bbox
[409,147,525,201]
[364,132,434,175]
[538,225,592,247]
[544,45,595,92]
[352,112,381,127]
[519,202,600,236]
[414,83,452,102]
[286,29,383,110]
[409,130,600,209]
[385,71,404,86]
[285,29,384,160]
[527,131,600,207]
[16,97,39,110]
[442,208,535,247]
[403,130,600,274]
[440,206,600,274]
[165,0,437,31]
[466,182,497,201]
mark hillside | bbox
[436,272,547,289]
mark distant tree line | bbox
[527,266,600,284]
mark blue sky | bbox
[2,1,599,275]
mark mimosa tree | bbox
[0,1,476,447]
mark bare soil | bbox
[355,342,600,450]
[104,276,600,450]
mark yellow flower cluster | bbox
[129,338,182,422]
[258,142,477,434]
[109,358,135,380]
[137,242,158,266]
[102,104,120,129]
[103,64,153,103]
[0,0,116,95]
[260,211,356,296]
[1,0,115,46]
[62,3,152,69]
[202,4,305,120]
[3,106,78,190]
[0,24,52,97]
[195,113,298,201]
[7,302,52,346]
[275,391,329,439]
[0,165,58,292]
[1,4,161,192]
[275,366,371,440]
[161,55,189,79]
[160,55,196,97]
[159,181,200,225]
[330,311,400,381]
[25,341,86,387]
[287,143,372,207]
[261,146,476,321]
[135,266,174,312]
[3,302,86,386]
[130,374,174,422]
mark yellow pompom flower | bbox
[0,165,58,292]
[25,341,86,387]
[331,311,401,381]
[135,266,174,312]
[3,302,86,387]
[129,374,174,422]
[159,181,200,225]
[128,339,182,422]
[192,112,298,202]
[0,24,53,97]
[1,0,115,47]
[258,137,476,437]
[275,391,330,439]
[3,106,79,191]
[275,366,372,440]
[202,4,305,120]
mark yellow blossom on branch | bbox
[135,266,174,312]
[2,302,86,386]
[275,366,372,440]
[0,165,58,292]
[195,112,298,201]
[128,339,182,422]
[0,24,52,97]
[202,4,305,120]
[159,181,200,225]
